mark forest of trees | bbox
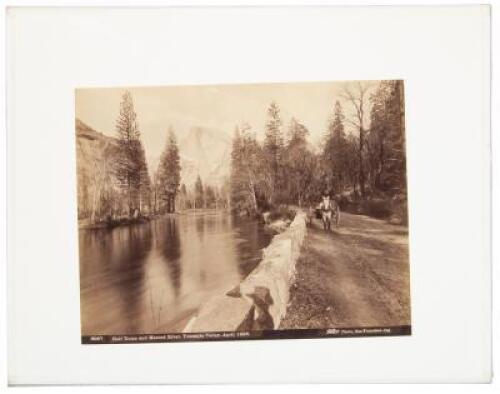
[79,91,182,222]
[79,90,233,223]
[77,91,153,222]
[229,80,407,220]
[79,81,407,225]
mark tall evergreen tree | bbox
[195,175,204,209]
[179,183,188,210]
[157,127,181,213]
[229,126,243,211]
[323,101,348,194]
[340,82,371,199]
[230,124,262,214]
[284,118,315,206]
[115,90,144,215]
[368,81,389,191]
[205,185,216,208]
[346,134,361,198]
[263,101,284,205]
[381,80,406,196]
[368,80,406,196]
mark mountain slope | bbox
[178,126,231,189]
[75,119,120,219]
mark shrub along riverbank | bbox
[79,214,151,230]
[338,194,408,226]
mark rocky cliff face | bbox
[75,119,120,219]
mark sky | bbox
[75,80,379,164]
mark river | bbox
[79,212,273,336]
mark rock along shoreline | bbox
[184,209,307,333]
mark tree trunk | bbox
[359,127,365,199]
[153,189,157,214]
[127,175,132,217]
[171,194,176,213]
[251,185,258,212]
[139,191,142,214]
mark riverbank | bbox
[78,216,151,230]
[280,212,410,329]
[78,208,234,229]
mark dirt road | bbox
[280,212,411,329]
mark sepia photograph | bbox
[5,2,493,385]
[75,80,411,344]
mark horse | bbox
[319,196,340,231]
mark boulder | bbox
[185,294,254,333]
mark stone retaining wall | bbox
[184,210,307,333]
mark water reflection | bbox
[79,213,272,335]
[157,219,181,297]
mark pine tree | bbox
[230,125,255,213]
[195,175,204,209]
[284,118,315,206]
[382,80,406,196]
[157,127,181,213]
[230,126,243,211]
[368,80,406,197]
[346,134,361,198]
[263,101,284,205]
[340,83,371,199]
[205,185,216,208]
[179,183,188,210]
[230,124,262,215]
[115,90,143,215]
[323,101,348,194]
[288,117,308,144]
[368,81,389,191]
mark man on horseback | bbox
[319,193,340,231]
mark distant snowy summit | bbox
[178,126,231,189]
